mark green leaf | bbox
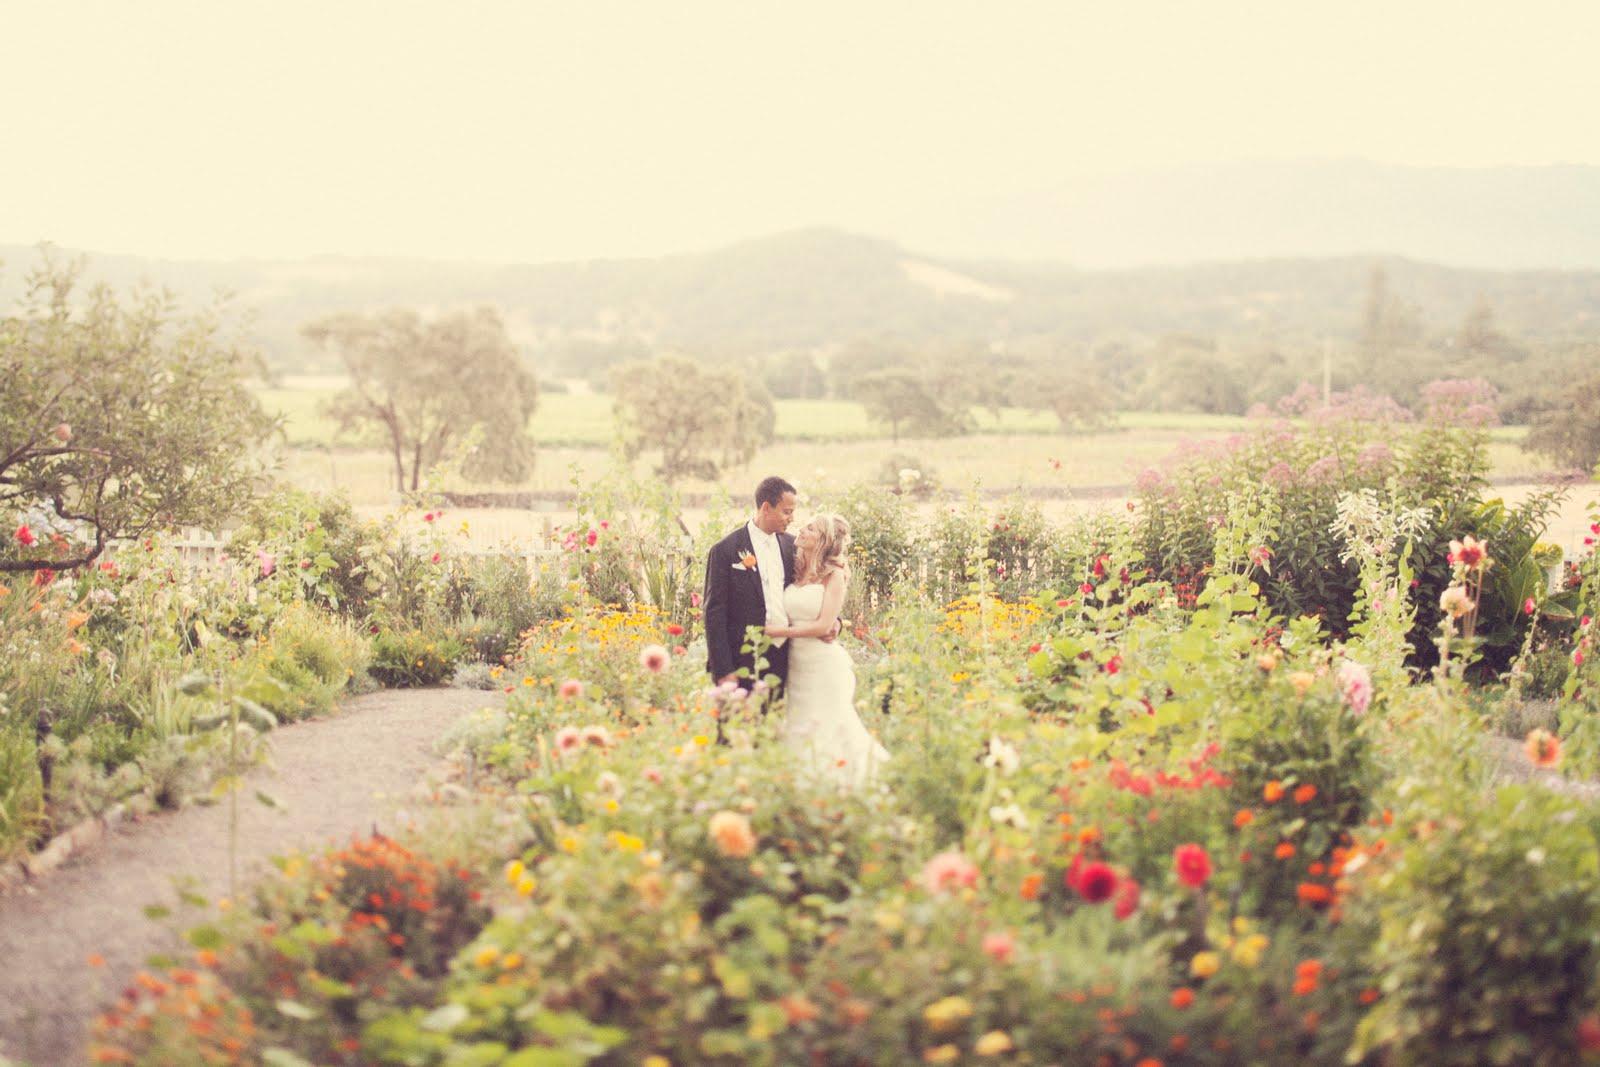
[234,698,279,731]
[502,1049,585,1067]
[143,904,171,920]
[274,998,319,1021]
[255,789,286,810]
[177,671,214,697]
[186,924,224,950]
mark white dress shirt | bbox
[746,520,789,647]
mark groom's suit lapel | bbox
[732,525,763,611]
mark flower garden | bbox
[6,400,1600,1065]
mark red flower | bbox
[1079,582,1094,595]
[14,524,35,547]
[586,529,599,547]
[1173,844,1211,887]
[1075,862,1118,903]
[430,552,441,564]
[32,567,56,588]
[1523,597,1537,616]
[667,623,684,636]
[1578,1014,1600,1051]
[1103,654,1122,675]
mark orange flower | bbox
[1170,987,1195,1009]
[1019,872,1043,901]
[1293,784,1318,804]
[1294,960,1324,981]
[1233,809,1255,828]
[1358,988,1380,1005]
[1297,883,1333,905]
[708,811,757,857]
[1292,976,1318,996]
[1263,780,1285,803]
[1525,729,1562,769]
[781,994,821,1024]
[86,953,106,968]
[1274,842,1296,860]
[740,553,758,570]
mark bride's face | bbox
[796,523,821,554]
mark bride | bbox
[765,514,889,787]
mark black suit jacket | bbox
[702,524,795,686]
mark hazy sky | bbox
[3,0,1598,263]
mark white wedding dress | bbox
[781,583,889,787]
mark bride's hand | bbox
[764,623,787,638]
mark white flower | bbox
[982,736,1020,775]
[989,804,1028,829]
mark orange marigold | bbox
[1233,809,1255,828]
[1263,780,1285,803]
[1293,784,1318,804]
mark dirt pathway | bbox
[0,686,503,1067]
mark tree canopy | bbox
[0,254,274,573]
[611,355,775,482]
[1526,372,1600,475]
[303,307,539,493]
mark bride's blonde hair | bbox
[795,513,851,586]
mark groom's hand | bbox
[716,673,740,687]
[821,618,843,644]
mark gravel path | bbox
[0,686,503,1067]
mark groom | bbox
[703,475,799,693]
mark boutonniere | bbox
[739,553,758,570]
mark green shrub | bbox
[1343,781,1600,1065]
[0,729,45,862]
[370,628,467,688]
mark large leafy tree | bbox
[303,307,539,492]
[1526,372,1600,475]
[852,368,971,442]
[611,355,775,482]
[0,254,274,573]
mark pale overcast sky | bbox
[2,0,1597,263]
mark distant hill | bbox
[5,220,1600,372]
[893,159,1600,271]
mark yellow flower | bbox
[974,1030,1014,1056]
[505,859,525,885]
[923,995,974,1033]
[558,836,581,854]
[923,1045,960,1063]
[474,946,501,968]
[608,831,645,853]
[500,952,522,970]
[1289,671,1314,696]
[1232,934,1269,968]
[516,876,537,897]
[692,734,711,747]
[643,1057,671,1067]
[1190,951,1221,978]
[601,798,620,814]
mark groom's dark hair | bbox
[755,476,796,508]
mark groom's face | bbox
[757,492,797,534]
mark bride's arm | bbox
[766,574,849,639]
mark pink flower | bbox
[430,552,441,564]
[643,766,663,784]
[423,511,436,523]
[586,529,599,547]
[639,644,670,674]
[1337,660,1373,716]
[552,727,583,755]
[256,549,275,578]
[981,931,1015,964]
[690,591,703,609]
[14,524,35,547]
[1113,876,1141,920]
[921,850,979,895]
[1524,597,1537,616]
[52,422,72,443]
[1173,844,1212,887]
[1448,536,1486,568]
[558,678,584,699]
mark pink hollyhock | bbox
[1173,843,1212,887]
[14,524,35,547]
[1113,876,1141,919]
[1337,660,1373,716]
[639,644,671,674]
[981,931,1016,964]
[921,850,979,895]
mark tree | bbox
[611,355,775,482]
[1359,265,1424,368]
[303,307,538,493]
[1526,372,1600,474]
[853,368,971,442]
[0,253,275,574]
